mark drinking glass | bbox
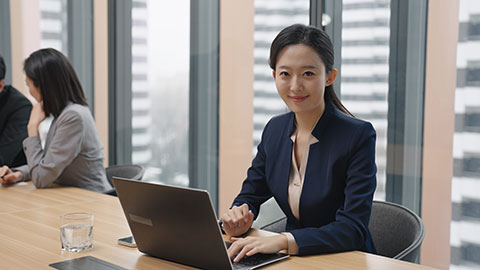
[60,212,94,252]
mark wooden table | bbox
[0,182,437,270]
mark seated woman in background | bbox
[221,24,377,261]
[0,48,111,193]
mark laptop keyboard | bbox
[233,253,286,269]
[226,241,288,270]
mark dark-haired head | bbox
[24,48,87,118]
[269,24,353,116]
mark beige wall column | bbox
[9,0,40,98]
[218,0,255,215]
[421,0,459,268]
[93,0,110,166]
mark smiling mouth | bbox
[289,96,308,102]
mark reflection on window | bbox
[131,0,190,186]
[451,1,480,269]
[252,0,309,152]
[341,0,390,201]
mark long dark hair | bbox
[269,24,353,117]
[24,48,88,118]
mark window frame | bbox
[385,0,427,214]
[108,0,133,165]
[189,0,220,210]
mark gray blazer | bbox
[15,103,111,193]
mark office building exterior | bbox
[451,1,480,269]
[131,0,153,167]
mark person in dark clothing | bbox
[0,55,32,167]
[221,24,376,262]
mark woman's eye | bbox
[280,71,289,77]
[304,71,314,76]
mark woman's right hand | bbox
[27,102,46,137]
[0,166,24,185]
[221,204,254,237]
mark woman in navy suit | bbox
[221,24,377,262]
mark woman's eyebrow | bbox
[278,65,319,69]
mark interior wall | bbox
[421,0,459,268]
[93,0,109,166]
[218,0,255,215]
[9,0,40,101]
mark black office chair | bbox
[260,200,425,263]
[104,164,145,196]
[369,200,426,263]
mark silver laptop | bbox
[112,177,289,270]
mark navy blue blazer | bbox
[232,101,377,255]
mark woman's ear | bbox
[272,70,276,79]
[326,69,338,86]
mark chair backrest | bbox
[105,164,145,196]
[369,200,425,263]
[259,216,287,233]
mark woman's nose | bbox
[289,76,303,92]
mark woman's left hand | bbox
[28,102,46,136]
[0,166,24,185]
[227,235,288,263]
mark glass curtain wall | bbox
[451,0,480,269]
[130,0,190,186]
[340,0,390,200]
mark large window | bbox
[451,1,480,269]
[130,0,190,186]
[340,0,391,200]
[110,0,219,206]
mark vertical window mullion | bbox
[386,0,428,215]
[189,0,220,210]
[67,0,94,114]
[108,0,133,165]
[0,0,12,84]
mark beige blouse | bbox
[282,130,319,255]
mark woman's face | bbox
[273,44,336,116]
[26,76,42,102]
